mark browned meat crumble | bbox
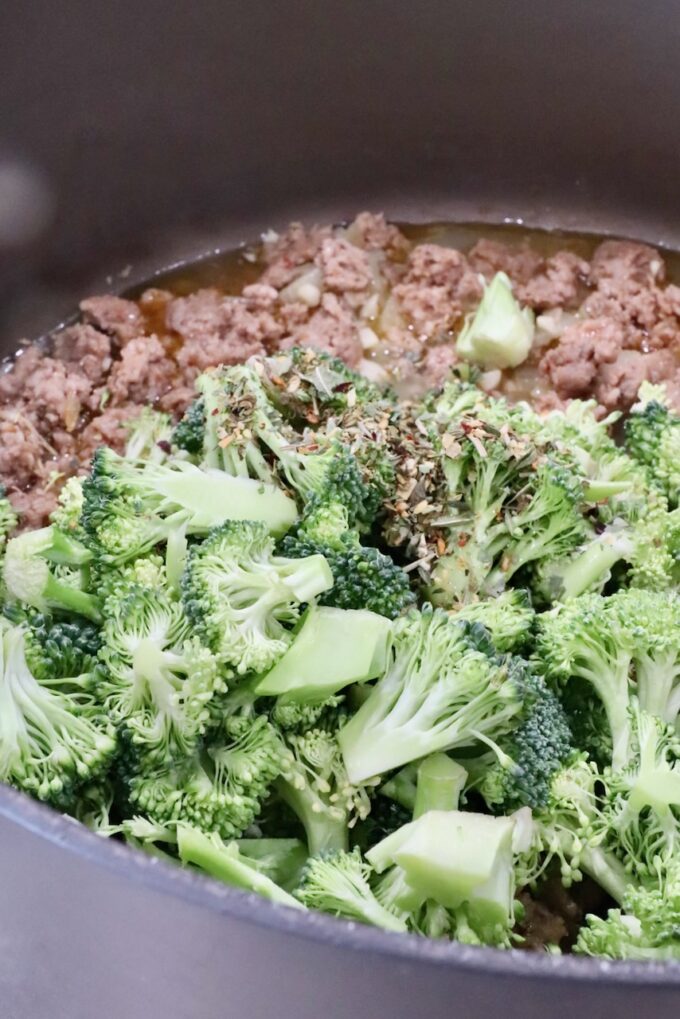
[3,211,680,529]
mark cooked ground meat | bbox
[3,212,680,529]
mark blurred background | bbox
[1,0,679,345]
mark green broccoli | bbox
[181,520,332,675]
[476,672,573,812]
[613,588,680,726]
[98,582,224,765]
[124,407,173,463]
[277,728,373,855]
[82,446,298,566]
[294,847,408,932]
[625,381,680,504]
[456,272,534,370]
[452,589,535,653]
[0,488,18,553]
[2,524,100,621]
[49,477,85,535]
[126,714,291,840]
[576,863,680,961]
[338,607,530,783]
[172,396,206,456]
[176,824,304,909]
[0,617,116,805]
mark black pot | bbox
[1,3,680,1016]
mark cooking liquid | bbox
[125,221,680,405]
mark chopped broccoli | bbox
[457,272,534,370]
[50,477,85,535]
[625,381,680,504]
[124,407,173,463]
[0,488,18,553]
[452,589,535,653]
[98,582,224,765]
[294,847,408,931]
[277,728,373,855]
[176,824,304,909]
[82,446,298,565]
[126,714,290,840]
[255,605,392,701]
[576,864,680,960]
[338,607,530,783]
[2,524,100,621]
[413,754,467,818]
[172,396,206,455]
[476,672,574,812]
[0,617,116,805]
[181,520,332,675]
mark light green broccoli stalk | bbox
[456,271,534,370]
[2,524,100,621]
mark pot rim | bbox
[2,782,678,986]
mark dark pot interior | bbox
[1,3,680,1016]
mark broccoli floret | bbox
[338,607,530,784]
[452,589,535,653]
[576,864,680,961]
[124,407,173,463]
[456,272,534,370]
[271,695,345,733]
[281,527,414,620]
[0,488,18,553]
[0,617,116,805]
[181,520,332,675]
[531,521,634,604]
[276,728,373,855]
[613,589,680,725]
[294,848,408,932]
[536,594,635,770]
[50,477,85,535]
[625,381,680,505]
[176,824,304,909]
[172,397,206,455]
[24,611,102,677]
[82,446,298,565]
[476,673,574,812]
[517,756,630,904]
[597,710,680,882]
[2,524,100,621]
[99,583,224,765]
[68,778,116,832]
[126,714,290,840]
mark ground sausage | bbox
[80,295,145,345]
[283,293,363,366]
[107,335,178,405]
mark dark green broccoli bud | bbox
[82,446,298,565]
[99,583,224,765]
[452,589,535,653]
[2,524,100,621]
[176,824,304,909]
[575,863,680,961]
[625,382,680,505]
[126,714,291,840]
[294,848,408,932]
[559,678,613,769]
[277,728,373,855]
[181,520,332,675]
[476,672,574,812]
[24,612,102,678]
[338,607,528,783]
[0,618,116,805]
[281,528,414,620]
[172,397,206,455]
[353,794,413,850]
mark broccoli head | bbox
[625,381,680,505]
[2,524,100,621]
[181,520,332,675]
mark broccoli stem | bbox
[413,755,467,818]
[177,825,304,909]
[43,574,101,622]
[276,778,349,856]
